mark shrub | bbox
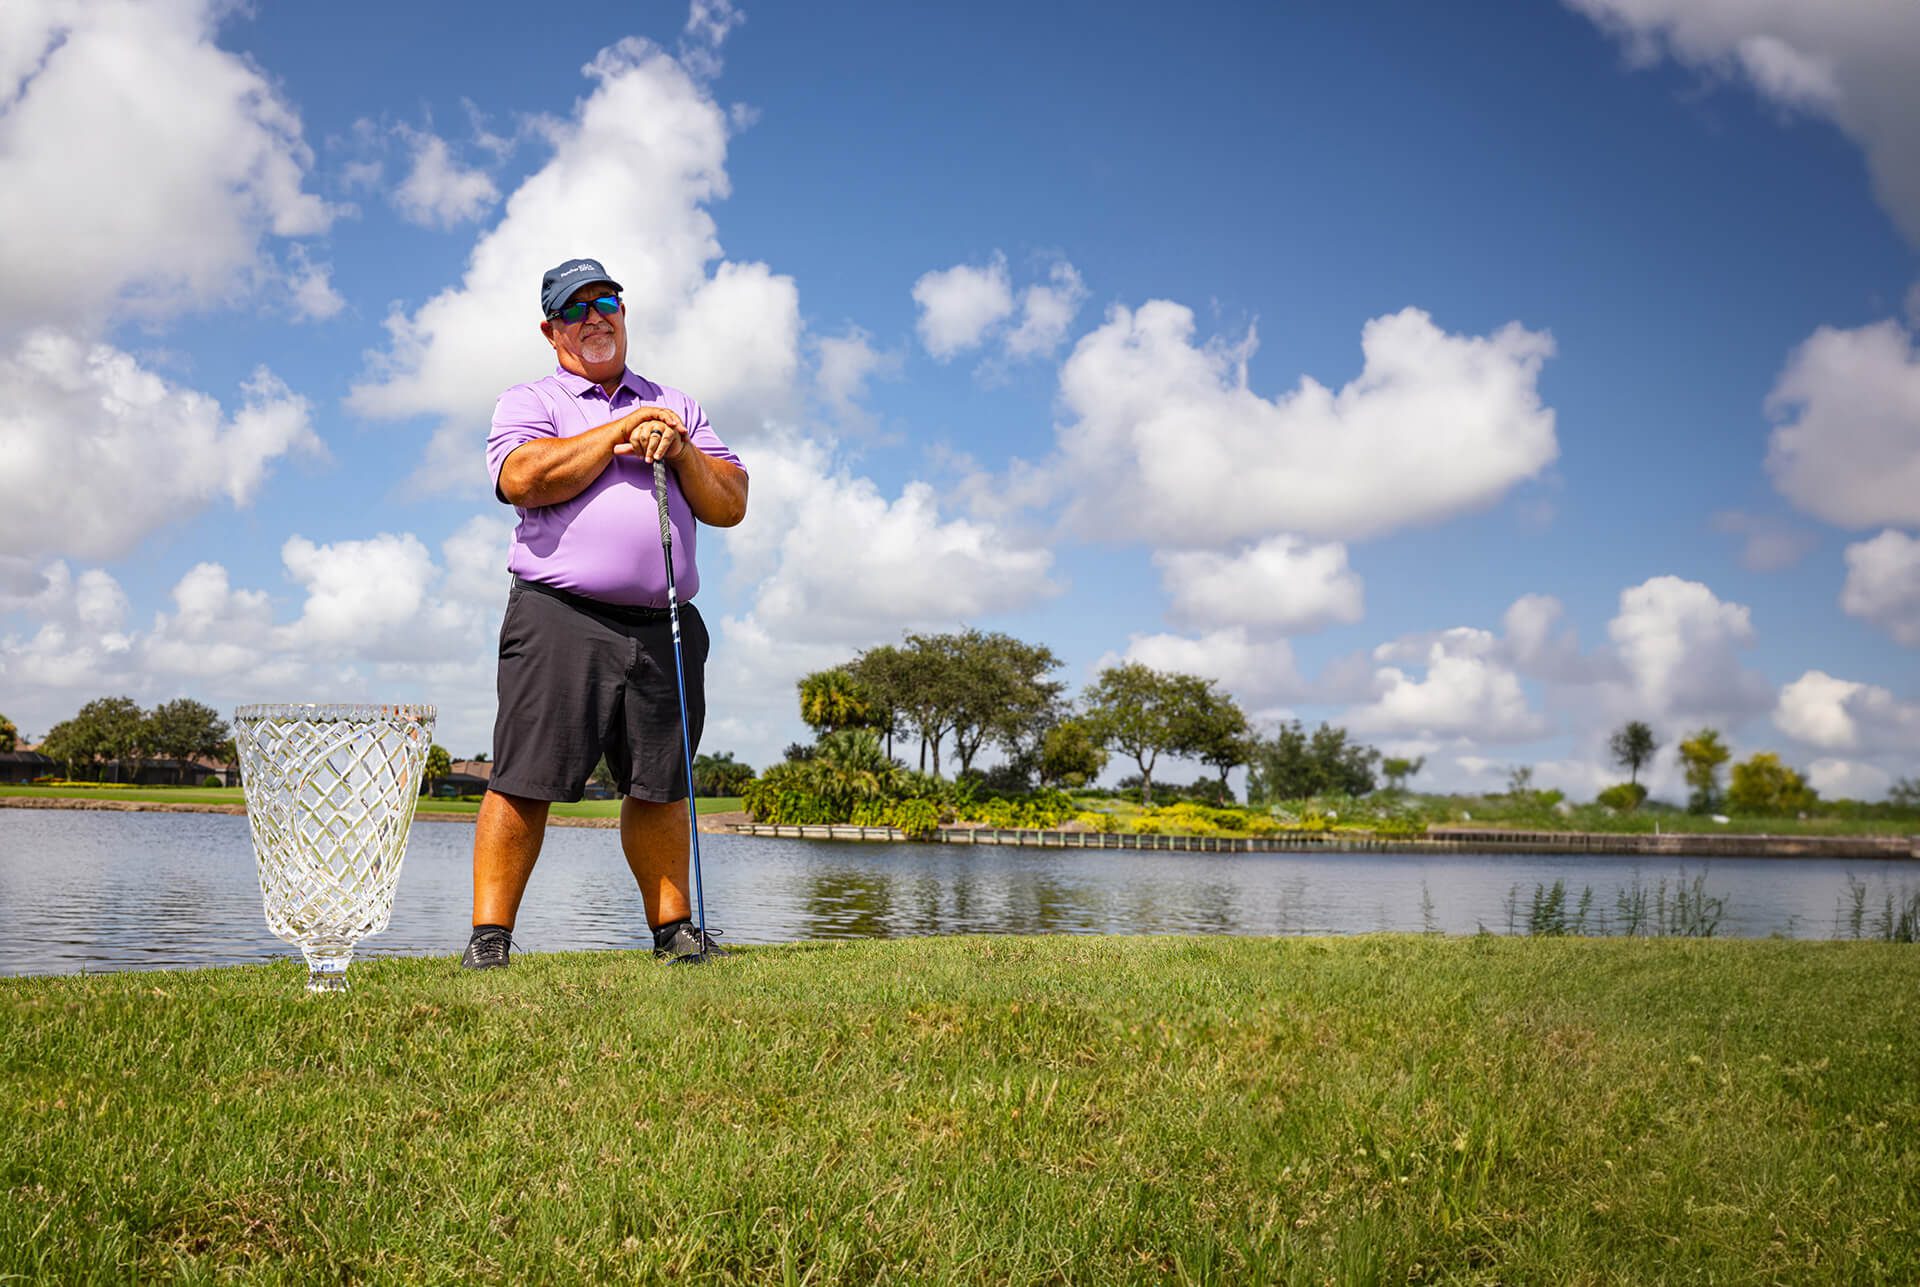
[1728,752,1818,816]
[201,775,222,788]
[890,798,942,839]
[1595,782,1648,812]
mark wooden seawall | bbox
[727,822,1920,859]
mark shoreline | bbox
[7,795,1914,857]
[0,794,750,834]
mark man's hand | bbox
[613,406,688,465]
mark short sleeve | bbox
[487,384,558,503]
[682,396,745,475]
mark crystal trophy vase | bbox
[233,703,436,992]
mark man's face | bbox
[542,280,626,381]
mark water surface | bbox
[0,809,1913,977]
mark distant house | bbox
[0,749,54,784]
[109,755,239,787]
[427,759,493,798]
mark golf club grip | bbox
[651,459,673,556]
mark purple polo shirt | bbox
[487,367,744,606]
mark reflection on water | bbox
[1,808,1916,977]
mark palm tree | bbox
[797,668,872,736]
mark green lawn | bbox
[0,785,744,820]
[4,935,1915,1282]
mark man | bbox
[462,257,748,969]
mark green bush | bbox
[201,775,222,788]
[1595,783,1649,812]
[889,798,942,839]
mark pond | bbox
[1,809,1915,977]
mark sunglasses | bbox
[550,294,622,324]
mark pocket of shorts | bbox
[498,589,528,656]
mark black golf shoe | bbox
[652,920,725,965]
[461,925,514,970]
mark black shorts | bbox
[489,578,708,804]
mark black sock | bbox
[471,923,511,939]
[652,919,690,950]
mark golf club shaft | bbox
[653,459,706,938]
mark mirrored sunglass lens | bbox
[558,295,620,322]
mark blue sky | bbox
[2,0,1917,800]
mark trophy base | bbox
[302,946,355,994]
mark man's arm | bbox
[497,412,642,509]
[669,440,749,527]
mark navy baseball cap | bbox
[540,258,623,316]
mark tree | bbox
[846,644,912,762]
[425,743,452,792]
[1677,728,1732,814]
[1608,721,1660,787]
[67,696,144,782]
[894,632,971,776]
[38,720,85,778]
[1727,752,1817,816]
[0,713,16,753]
[142,698,228,773]
[1891,777,1920,810]
[693,751,755,796]
[1081,663,1215,805]
[1506,765,1534,795]
[945,630,1064,778]
[1246,721,1381,803]
[1381,756,1425,792]
[797,668,873,736]
[1038,718,1109,788]
[1187,689,1254,798]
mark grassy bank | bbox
[0,785,743,820]
[4,936,1916,1283]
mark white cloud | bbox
[0,330,322,560]
[1765,319,1920,528]
[1004,261,1088,360]
[1052,302,1556,545]
[1345,627,1548,743]
[1606,575,1771,720]
[1155,536,1363,634]
[144,563,277,679]
[1565,0,1920,244]
[1841,529,1920,646]
[688,435,1068,766]
[1774,670,1920,754]
[348,38,800,491]
[814,326,900,426]
[679,0,745,80]
[724,437,1060,644]
[912,254,1014,360]
[1805,757,1894,801]
[286,249,346,322]
[392,130,500,229]
[277,533,437,649]
[1105,627,1304,714]
[1500,593,1604,683]
[0,0,333,336]
[2,517,516,754]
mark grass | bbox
[4,934,1916,1283]
[0,785,744,820]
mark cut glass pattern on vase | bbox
[233,703,436,992]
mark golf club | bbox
[653,457,712,963]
